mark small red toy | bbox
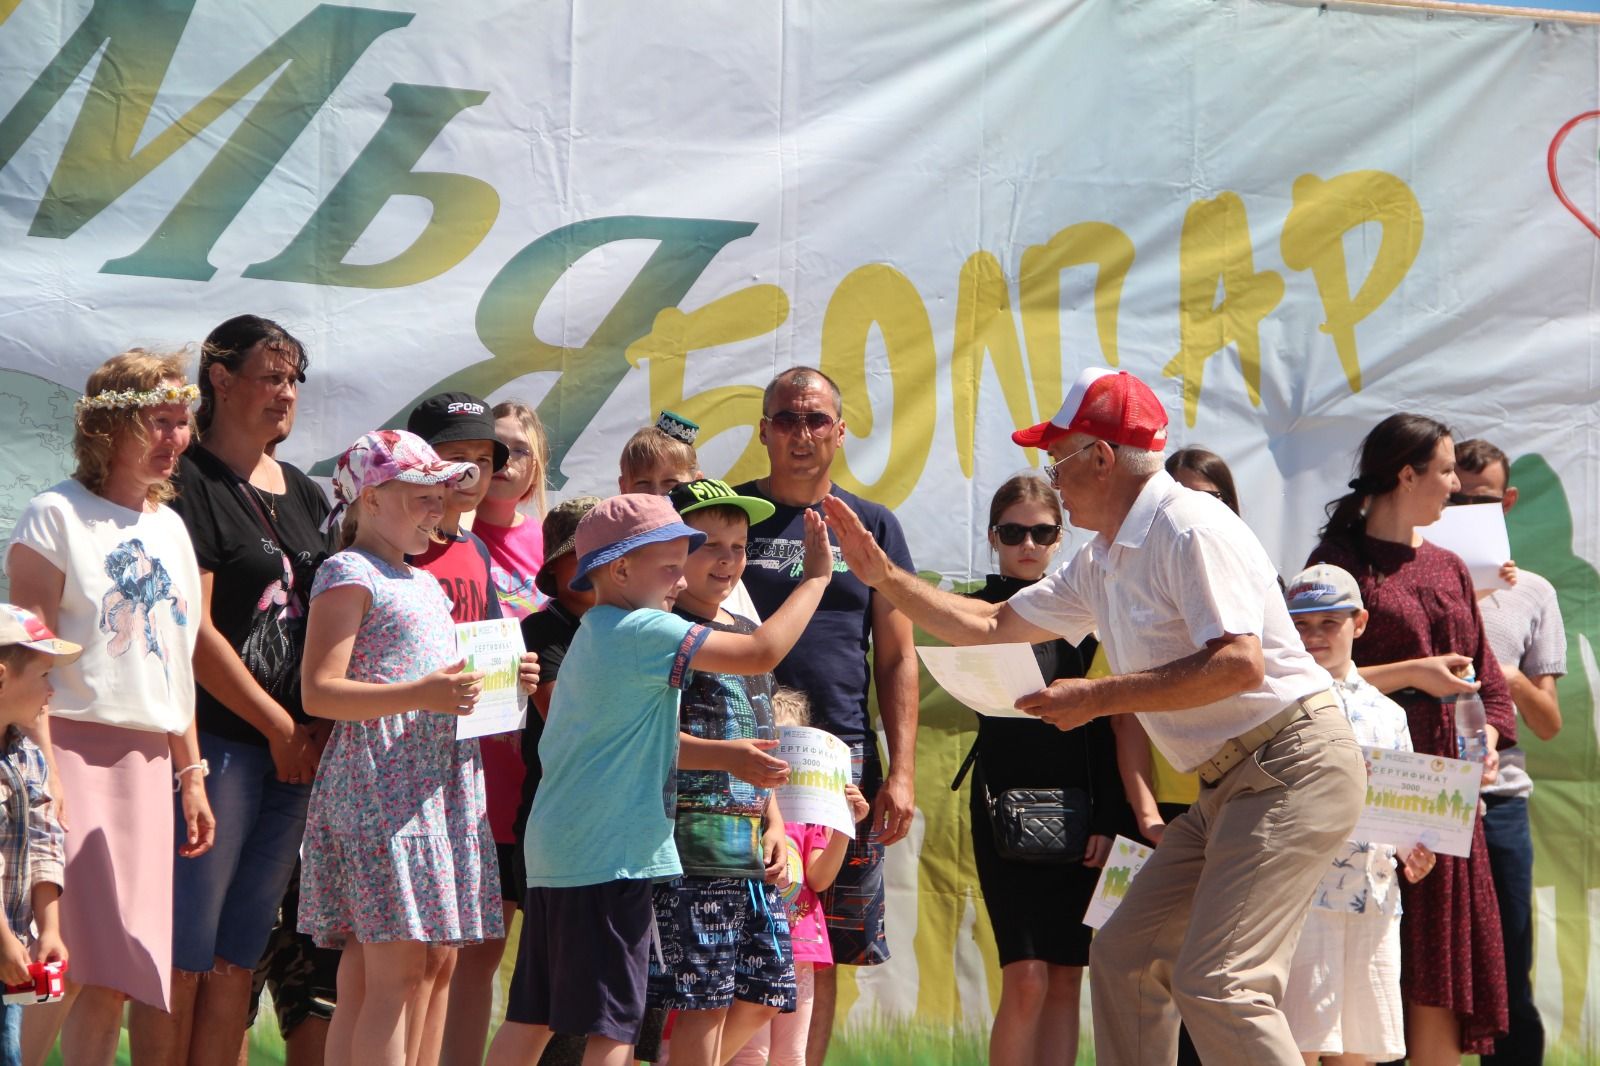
[2,959,65,1006]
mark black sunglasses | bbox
[991,523,1062,546]
[764,410,837,434]
[1448,492,1503,507]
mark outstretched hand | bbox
[801,507,835,582]
[821,496,889,586]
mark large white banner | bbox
[2,0,1597,1058]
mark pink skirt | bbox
[52,717,174,1010]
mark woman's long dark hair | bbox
[1165,447,1240,516]
[1321,413,1452,574]
[196,315,307,434]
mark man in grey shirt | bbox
[1456,438,1566,1066]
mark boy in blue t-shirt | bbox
[488,494,832,1066]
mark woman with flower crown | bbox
[4,350,212,1066]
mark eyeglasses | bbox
[1448,492,1502,507]
[1043,440,1113,483]
[991,523,1062,546]
[764,410,837,435]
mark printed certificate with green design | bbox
[1354,746,1482,858]
[453,618,527,740]
[1083,835,1153,930]
[774,726,856,837]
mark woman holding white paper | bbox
[1309,412,1513,1063]
[955,474,1124,1066]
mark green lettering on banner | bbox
[435,216,758,486]
[245,83,498,288]
[0,0,409,280]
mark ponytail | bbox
[1319,413,1452,579]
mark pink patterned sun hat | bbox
[331,429,479,508]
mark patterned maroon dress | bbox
[1307,535,1511,1053]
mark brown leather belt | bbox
[1195,690,1340,786]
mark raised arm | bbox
[692,509,832,676]
[820,495,1056,647]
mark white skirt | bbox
[1282,908,1406,1059]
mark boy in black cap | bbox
[405,391,535,1066]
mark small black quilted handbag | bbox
[951,741,1092,866]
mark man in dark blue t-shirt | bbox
[734,366,917,1065]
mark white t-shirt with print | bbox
[7,479,200,734]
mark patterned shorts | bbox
[646,876,796,1012]
[821,738,890,966]
[247,864,340,1035]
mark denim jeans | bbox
[170,731,311,972]
[1481,794,1543,1065]
[0,1002,20,1066]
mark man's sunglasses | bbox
[764,410,837,434]
[991,523,1063,546]
[1448,492,1502,507]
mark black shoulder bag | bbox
[951,729,1092,866]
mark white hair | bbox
[1116,446,1163,477]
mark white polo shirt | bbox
[1008,470,1330,772]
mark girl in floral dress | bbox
[297,430,503,1066]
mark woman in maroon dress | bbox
[1308,413,1511,1062]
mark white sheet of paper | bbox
[1351,746,1483,859]
[1419,503,1512,591]
[773,726,857,838]
[453,618,528,740]
[1083,835,1154,929]
[916,643,1047,719]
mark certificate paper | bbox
[1353,746,1483,859]
[773,726,857,838]
[453,619,528,740]
[916,643,1047,719]
[1083,835,1153,930]
[1419,503,1512,591]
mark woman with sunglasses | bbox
[956,473,1123,1066]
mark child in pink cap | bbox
[297,430,505,1066]
[488,494,833,1066]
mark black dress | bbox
[964,574,1125,967]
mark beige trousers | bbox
[1089,698,1366,1065]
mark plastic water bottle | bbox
[1451,666,1489,763]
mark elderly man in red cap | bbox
[823,367,1365,1065]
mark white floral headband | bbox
[75,382,200,415]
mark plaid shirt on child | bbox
[0,725,63,941]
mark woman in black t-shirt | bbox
[961,473,1124,1066]
[129,316,335,1060]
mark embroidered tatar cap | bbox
[656,410,700,446]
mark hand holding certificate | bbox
[1083,835,1154,929]
[773,726,857,837]
[916,643,1047,719]
[1353,746,1483,858]
[453,618,528,740]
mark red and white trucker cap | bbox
[1010,367,1170,451]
